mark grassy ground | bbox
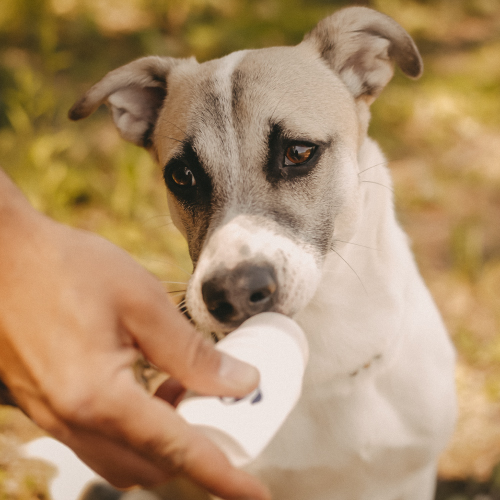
[1,0,500,498]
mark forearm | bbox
[0,169,32,407]
[0,169,60,409]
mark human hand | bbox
[0,170,269,500]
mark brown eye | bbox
[171,165,196,187]
[284,144,316,166]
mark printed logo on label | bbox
[220,386,263,405]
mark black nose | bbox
[201,263,278,326]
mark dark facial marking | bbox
[200,80,230,138]
[231,69,246,123]
[163,142,211,203]
[163,141,214,264]
[264,123,328,185]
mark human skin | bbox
[0,168,269,500]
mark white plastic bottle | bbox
[177,312,309,467]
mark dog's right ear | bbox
[69,56,187,148]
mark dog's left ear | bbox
[303,6,422,104]
[68,56,187,148]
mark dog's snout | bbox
[201,263,278,325]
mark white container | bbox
[177,312,308,467]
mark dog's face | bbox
[70,7,422,334]
[156,46,362,333]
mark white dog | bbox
[37,6,458,500]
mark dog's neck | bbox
[295,137,416,387]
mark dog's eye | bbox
[171,164,196,187]
[284,144,316,166]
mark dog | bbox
[65,6,457,500]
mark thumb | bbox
[126,289,259,398]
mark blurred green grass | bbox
[1,0,500,498]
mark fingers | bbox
[154,377,185,407]
[77,374,270,500]
[125,289,259,398]
[180,433,271,500]
[63,430,169,488]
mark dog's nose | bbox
[201,263,278,325]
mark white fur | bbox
[242,139,456,500]
[41,7,456,500]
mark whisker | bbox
[167,262,192,277]
[361,180,394,193]
[270,88,292,124]
[162,119,188,139]
[155,133,185,144]
[160,281,189,285]
[169,294,188,301]
[358,161,389,175]
[167,289,187,294]
[333,239,377,251]
[275,109,299,129]
[331,249,367,294]
[140,214,178,231]
[145,258,192,277]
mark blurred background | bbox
[0,0,499,498]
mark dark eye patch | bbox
[162,141,214,264]
[264,124,328,184]
[163,142,212,205]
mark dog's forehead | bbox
[157,45,361,264]
[155,44,357,164]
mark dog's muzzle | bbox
[185,215,322,333]
[201,262,278,325]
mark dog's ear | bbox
[69,56,186,148]
[303,7,422,104]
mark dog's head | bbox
[70,7,421,334]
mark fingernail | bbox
[219,353,259,391]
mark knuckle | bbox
[159,436,190,478]
[139,423,194,479]
[47,380,109,427]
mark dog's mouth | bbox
[183,215,323,336]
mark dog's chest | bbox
[240,210,455,498]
